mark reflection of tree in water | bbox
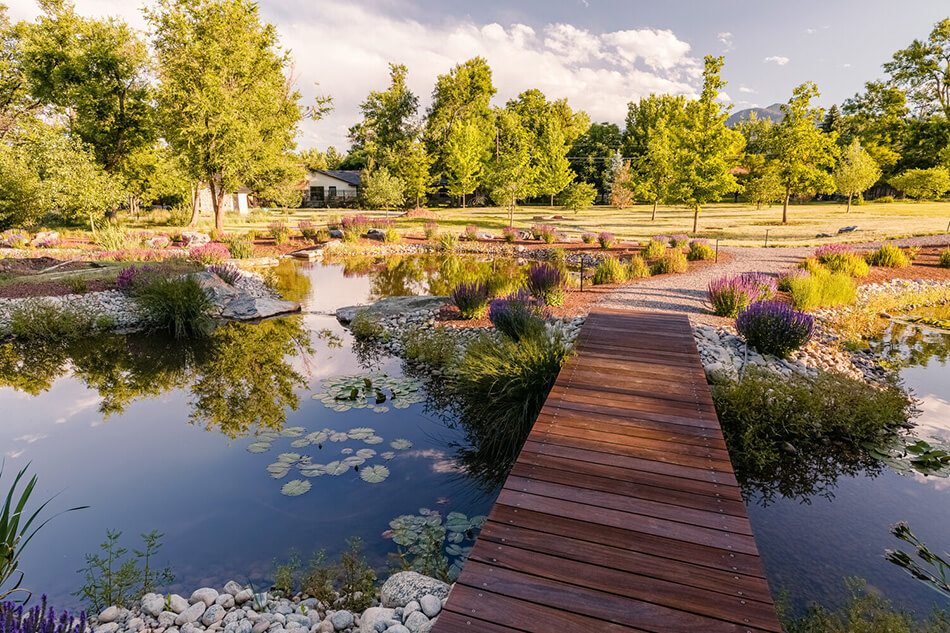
[263,259,314,303]
[0,317,313,438]
[868,321,950,370]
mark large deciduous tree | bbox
[840,81,908,174]
[833,140,881,212]
[444,119,487,208]
[535,121,574,206]
[569,122,621,199]
[674,56,743,233]
[146,0,301,232]
[0,5,41,140]
[488,108,537,225]
[884,18,950,119]
[349,62,419,165]
[771,82,839,224]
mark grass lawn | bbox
[126,200,950,247]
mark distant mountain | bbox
[726,103,785,127]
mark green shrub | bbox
[787,272,856,310]
[315,228,331,242]
[301,551,337,607]
[650,248,688,275]
[338,537,377,612]
[866,243,910,268]
[132,275,213,338]
[822,252,870,277]
[8,300,111,340]
[75,530,173,611]
[269,221,291,245]
[642,238,667,259]
[272,552,300,597]
[349,310,385,340]
[399,325,460,368]
[383,227,400,243]
[626,255,651,279]
[438,233,458,252]
[877,195,895,203]
[424,222,438,241]
[797,257,826,275]
[95,223,132,251]
[227,239,254,259]
[68,277,89,294]
[940,248,950,268]
[686,241,715,261]
[592,256,627,285]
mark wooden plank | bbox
[431,310,779,633]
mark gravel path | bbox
[598,234,950,324]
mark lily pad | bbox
[348,427,376,440]
[324,461,349,476]
[364,435,384,445]
[290,438,311,448]
[342,456,366,467]
[299,465,325,477]
[277,452,301,463]
[306,431,328,444]
[247,442,272,453]
[280,427,306,438]
[281,479,311,496]
[356,448,377,459]
[329,432,349,442]
[380,451,396,460]
[359,465,390,483]
[390,439,412,450]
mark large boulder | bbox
[192,272,240,309]
[335,296,448,324]
[380,572,450,609]
[181,232,210,247]
[358,607,395,633]
[221,296,301,320]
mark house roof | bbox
[312,169,362,186]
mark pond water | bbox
[746,311,950,616]
[4,256,515,611]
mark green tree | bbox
[349,62,419,164]
[890,166,950,200]
[569,122,621,199]
[488,109,537,225]
[121,144,191,213]
[20,0,153,172]
[146,0,301,232]
[621,94,687,159]
[605,149,623,198]
[884,17,950,118]
[635,118,680,221]
[444,119,487,207]
[535,122,574,206]
[608,161,635,209]
[821,104,842,134]
[298,147,327,171]
[397,140,434,208]
[248,153,305,208]
[558,181,596,214]
[0,5,41,140]
[360,166,405,212]
[744,168,785,209]
[834,140,882,212]
[841,81,908,174]
[674,56,743,233]
[771,82,839,223]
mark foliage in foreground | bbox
[132,275,213,338]
[736,300,814,358]
[270,538,376,612]
[780,578,950,633]
[1,464,87,603]
[451,281,489,319]
[707,273,776,317]
[787,272,856,311]
[7,301,113,341]
[710,369,913,485]
[0,596,88,633]
[486,290,550,342]
[388,508,485,582]
[75,530,173,611]
[886,522,950,600]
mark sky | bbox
[7,0,950,150]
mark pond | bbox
[3,256,520,611]
[746,310,950,616]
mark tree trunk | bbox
[692,207,699,233]
[651,199,658,221]
[847,193,853,213]
[189,183,200,226]
[550,194,554,207]
[782,192,790,224]
[462,192,466,208]
[89,211,97,236]
[209,176,225,233]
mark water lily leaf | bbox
[277,452,301,463]
[445,512,469,532]
[342,456,366,467]
[306,431,328,444]
[299,465,325,477]
[281,479,311,496]
[390,439,412,450]
[340,447,353,455]
[380,451,396,460]
[364,435,384,445]
[257,431,279,441]
[359,465,390,483]
[329,432,349,442]
[324,461,348,476]
[266,463,291,479]
[348,427,375,440]
[247,442,271,453]
[371,406,390,414]
[281,427,306,437]
[356,449,376,459]
[290,438,310,448]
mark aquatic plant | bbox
[206,262,240,285]
[650,248,688,275]
[707,273,777,317]
[487,290,550,341]
[1,464,87,603]
[597,231,614,249]
[74,530,173,611]
[642,237,667,259]
[502,226,518,243]
[686,239,715,261]
[868,435,950,478]
[189,242,230,265]
[581,232,596,244]
[0,596,87,633]
[885,523,950,600]
[592,256,627,285]
[866,243,910,268]
[736,300,814,358]
[787,272,856,311]
[268,221,291,245]
[312,373,424,413]
[388,508,485,582]
[452,281,490,319]
[525,263,567,306]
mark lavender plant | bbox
[597,232,614,249]
[0,596,86,633]
[502,226,518,243]
[707,273,777,317]
[525,263,567,306]
[581,232,596,244]
[487,290,550,341]
[735,300,814,358]
[452,281,490,319]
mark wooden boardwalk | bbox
[432,309,781,633]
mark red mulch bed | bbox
[861,246,950,285]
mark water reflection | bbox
[0,317,313,438]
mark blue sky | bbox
[8,0,949,149]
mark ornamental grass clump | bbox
[707,273,776,317]
[814,243,853,261]
[0,596,87,633]
[424,221,439,241]
[268,221,291,245]
[866,243,911,268]
[669,234,690,248]
[531,224,557,243]
[797,257,826,275]
[502,226,517,243]
[487,290,550,341]
[777,268,809,292]
[297,220,318,240]
[941,248,950,268]
[341,215,371,242]
[438,233,458,252]
[735,300,814,358]
[821,251,870,277]
[687,239,715,261]
[452,281,490,319]
[650,248,688,275]
[581,232,596,244]
[592,256,627,285]
[463,224,479,241]
[225,238,254,259]
[787,272,856,311]
[526,263,567,306]
[626,255,650,279]
[642,238,667,259]
[132,275,213,338]
[597,232,614,249]
[189,242,230,265]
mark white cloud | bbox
[718,91,731,102]
[10,0,701,149]
[764,56,790,66]
[717,31,734,50]
[843,63,852,68]
[805,28,817,35]
[739,85,756,94]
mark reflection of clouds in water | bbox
[6,449,25,459]
[914,394,950,438]
[14,433,48,444]
[909,470,950,491]
[403,449,463,474]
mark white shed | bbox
[304,169,361,205]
